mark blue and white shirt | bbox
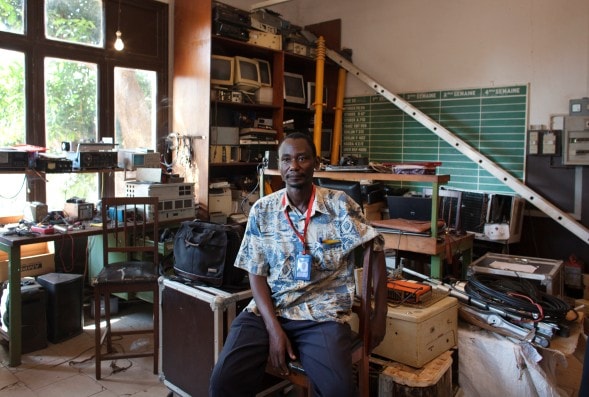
[235,185,384,323]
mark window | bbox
[0,0,168,216]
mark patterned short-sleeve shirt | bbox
[235,185,384,323]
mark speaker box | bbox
[1,279,48,353]
[37,273,83,343]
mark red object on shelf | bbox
[12,144,47,152]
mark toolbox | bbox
[470,252,564,296]
[372,296,458,368]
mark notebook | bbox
[387,196,433,221]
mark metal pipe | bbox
[313,36,326,156]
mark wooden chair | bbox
[266,245,374,397]
[93,196,160,380]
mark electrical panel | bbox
[563,116,589,165]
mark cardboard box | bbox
[0,241,55,281]
[372,296,458,368]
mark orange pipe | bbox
[313,36,326,156]
[331,66,347,165]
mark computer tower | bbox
[37,273,83,343]
[1,279,48,353]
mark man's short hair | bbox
[280,132,317,158]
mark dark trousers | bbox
[209,311,356,397]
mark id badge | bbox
[294,253,312,281]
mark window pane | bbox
[45,0,103,47]
[45,57,99,208]
[45,57,97,151]
[0,49,26,216]
[0,49,25,146]
[46,173,98,212]
[114,67,158,196]
[0,175,27,217]
[0,0,24,34]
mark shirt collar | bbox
[280,185,328,216]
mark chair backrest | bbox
[358,244,374,353]
[101,196,159,268]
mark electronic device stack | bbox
[125,181,196,222]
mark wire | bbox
[465,273,571,323]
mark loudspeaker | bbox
[37,273,83,343]
[1,279,48,353]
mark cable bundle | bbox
[465,273,572,324]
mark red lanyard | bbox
[283,186,315,254]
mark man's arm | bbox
[369,248,388,351]
[249,274,296,374]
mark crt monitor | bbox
[283,72,306,104]
[316,178,363,210]
[306,81,328,109]
[234,56,261,92]
[256,59,272,87]
[211,55,234,87]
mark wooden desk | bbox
[0,216,193,367]
[261,169,472,278]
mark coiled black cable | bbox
[465,273,572,323]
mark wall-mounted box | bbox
[563,116,589,165]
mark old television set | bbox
[307,81,328,109]
[256,59,272,87]
[211,55,235,87]
[283,72,306,105]
[233,56,261,92]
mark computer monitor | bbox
[320,129,333,159]
[283,72,306,105]
[306,81,328,109]
[234,56,261,92]
[256,59,272,87]
[211,55,235,87]
[316,178,363,210]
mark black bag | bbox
[173,220,246,287]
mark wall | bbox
[227,0,589,127]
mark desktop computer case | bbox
[159,277,252,397]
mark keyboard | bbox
[324,165,372,172]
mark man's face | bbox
[279,138,317,189]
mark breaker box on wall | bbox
[563,116,589,165]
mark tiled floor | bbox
[0,300,169,397]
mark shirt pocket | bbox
[313,241,344,271]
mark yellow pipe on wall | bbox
[313,36,326,157]
[331,66,347,165]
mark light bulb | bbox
[114,30,124,51]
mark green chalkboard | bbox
[342,85,528,194]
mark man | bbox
[210,132,387,397]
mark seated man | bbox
[209,132,387,397]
